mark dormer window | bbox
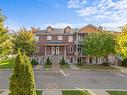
[47,26,53,32]
[64,26,71,33]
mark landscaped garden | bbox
[107,90,127,95]
[0,58,14,69]
[77,64,118,70]
[62,90,90,95]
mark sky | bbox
[0,0,127,31]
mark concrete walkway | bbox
[0,89,9,95]
[69,64,80,70]
[111,65,127,73]
[88,89,110,95]
[42,90,62,95]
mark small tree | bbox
[9,50,36,95]
[82,31,116,64]
[45,57,51,65]
[60,57,67,65]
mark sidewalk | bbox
[42,90,62,95]
[111,65,127,73]
[69,64,80,70]
[0,89,9,95]
[88,89,110,95]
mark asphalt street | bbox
[0,70,127,89]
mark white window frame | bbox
[47,36,52,40]
[69,46,73,53]
[35,36,39,42]
[58,36,62,40]
[68,36,73,42]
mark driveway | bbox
[0,70,127,89]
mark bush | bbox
[31,59,38,66]
[60,57,67,65]
[9,50,36,95]
[77,62,83,66]
[121,58,127,66]
[45,57,52,65]
[102,62,110,66]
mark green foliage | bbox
[31,59,38,66]
[62,90,90,95]
[121,58,127,67]
[102,62,110,66]
[9,50,36,95]
[82,31,116,59]
[60,57,67,65]
[0,10,12,59]
[116,25,127,58]
[45,57,52,65]
[12,28,36,56]
[77,58,83,66]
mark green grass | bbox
[36,90,42,95]
[107,90,127,95]
[77,64,118,70]
[60,64,70,69]
[43,64,52,68]
[0,58,14,69]
[62,90,90,95]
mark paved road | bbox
[0,70,127,89]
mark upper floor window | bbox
[68,36,73,42]
[78,35,83,42]
[58,36,62,40]
[35,36,39,42]
[47,36,52,40]
[69,46,73,53]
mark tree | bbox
[9,50,36,95]
[45,57,52,65]
[0,10,12,59]
[82,31,116,63]
[60,57,67,65]
[13,28,36,56]
[116,25,127,58]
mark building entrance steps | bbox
[52,55,60,71]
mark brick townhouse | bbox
[31,24,117,64]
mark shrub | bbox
[121,58,127,67]
[9,50,36,95]
[60,57,67,65]
[45,57,52,65]
[102,62,110,66]
[31,59,38,66]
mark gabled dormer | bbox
[64,26,71,33]
[47,26,53,32]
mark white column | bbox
[45,46,47,58]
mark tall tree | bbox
[13,28,36,56]
[82,31,116,63]
[0,10,12,59]
[9,50,36,95]
[116,25,127,58]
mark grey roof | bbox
[36,28,78,35]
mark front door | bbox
[52,47,59,55]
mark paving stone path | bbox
[69,64,80,70]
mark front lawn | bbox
[107,90,127,95]
[60,64,70,69]
[43,64,52,68]
[77,64,118,70]
[62,90,90,95]
[0,58,14,69]
[36,90,42,95]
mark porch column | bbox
[64,46,66,58]
[45,46,47,58]
[87,56,90,63]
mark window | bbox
[68,36,73,42]
[78,35,83,42]
[58,36,62,40]
[35,36,39,42]
[69,46,73,53]
[36,46,39,53]
[47,36,52,40]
